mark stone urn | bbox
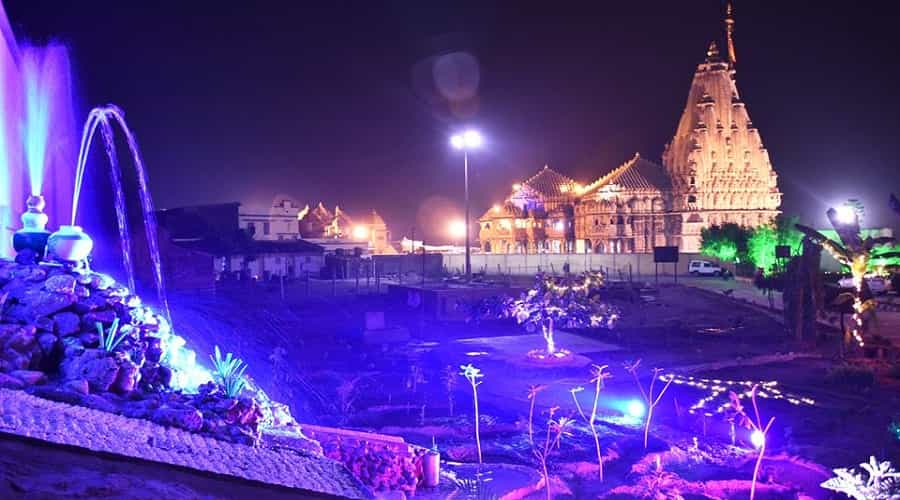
[48,225,94,264]
[13,195,51,258]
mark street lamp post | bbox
[451,130,482,282]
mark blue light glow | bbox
[626,399,646,418]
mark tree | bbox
[507,272,618,356]
[700,223,750,263]
[747,215,803,275]
[796,206,896,348]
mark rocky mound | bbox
[0,257,292,446]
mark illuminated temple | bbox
[479,5,782,254]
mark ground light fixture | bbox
[626,399,646,418]
[750,429,765,449]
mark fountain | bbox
[1,3,76,258]
[0,2,301,436]
[69,105,171,322]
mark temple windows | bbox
[688,195,697,204]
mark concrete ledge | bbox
[0,389,369,499]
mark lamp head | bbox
[451,129,483,150]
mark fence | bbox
[442,252,714,278]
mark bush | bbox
[825,365,875,389]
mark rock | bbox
[37,333,58,355]
[72,295,106,314]
[60,349,120,393]
[63,378,90,395]
[2,350,31,370]
[34,317,54,332]
[121,398,158,419]
[111,358,140,394]
[14,248,38,265]
[81,393,120,414]
[74,284,90,298]
[78,332,99,348]
[145,337,163,363]
[0,372,25,389]
[9,287,76,320]
[82,309,116,328]
[10,369,46,385]
[30,387,85,405]
[151,407,203,432]
[62,337,85,358]
[44,274,76,294]
[53,312,82,336]
[89,273,114,290]
[2,324,36,351]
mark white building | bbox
[238,195,304,241]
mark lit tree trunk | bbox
[542,317,556,354]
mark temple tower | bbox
[662,2,782,252]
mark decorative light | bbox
[512,183,521,190]
[750,429,765,449]
[352,225,369,240]
[626,399,646,418]
[658,374,816,417]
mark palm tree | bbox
[795,206,897,348]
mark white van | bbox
[688,259,723,276]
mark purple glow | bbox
[0,4,76,257]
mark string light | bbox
[658,374,816,417]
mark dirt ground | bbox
[167,279,900,498]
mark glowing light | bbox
[449,219,466,239]
[659,374,816,417]
[553,221,564,231]
[750,429,765,449]
[512,183,521,190]
[626,399,646,418]
[836,205,857,225]
[352,225,369,240]
[492,204,501,213]
[450,129,482,150]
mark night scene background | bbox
[6,0,897,241]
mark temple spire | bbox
[725,1,736,66]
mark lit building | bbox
[238,195,304,241]
[479,3,781,254]
[299,203,394,254]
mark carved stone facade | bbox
[479,156,680,254]
[479,9,782,254]
[662,41,781,252]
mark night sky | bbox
[6,1,899,243]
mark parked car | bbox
[837,274,889,294]
[688,259,723,276]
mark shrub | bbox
[210,345,249,398]
[825,365,875,389]
[97,317,129,352]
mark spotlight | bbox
[626,399,646,418]
[835,205,856,225]
[750,429,765,449]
